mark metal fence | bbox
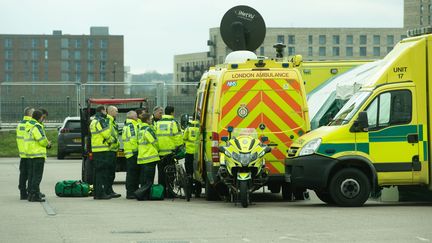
[0,82,197,126]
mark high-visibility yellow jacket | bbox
[137,123,160,164]
[90,113,113,152]
[24,118,49,159]
[107,114,120,152]
[16,116,32,158]
[183,120,200,154]
[155,115,183,156]
[122,118,139,159]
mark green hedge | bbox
[0,130,58,157]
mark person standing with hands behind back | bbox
[25,110,51,202]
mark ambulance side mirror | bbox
[350,111,369,132]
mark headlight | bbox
[251,152,258,161]
[238,153,252,166]
[224,150,232,158]
[232,152,240,161]
[298,138,322,156]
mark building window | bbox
[421,5,424,14]
[44,50,48,60]
[288,35,295,44]
[61,72,70,81]
[100,51,107,60]
[5,61,12,71]
[61,61,70,71]
[346,47,353,56]
[75,72,81,82]
[401,35,407,40]
[319,47,326,56]
[308,35,313,45]
[100,72,106,81]
[100,39,108,49]
[32,61,39,71]
[373,47,380,56]
[61,38,69,48]
[319,35,326,45]
[387,46,393,53]
[5,50,12,59]
[31,39,39,48]
[373,35,380,45]
[4,39,12,48]
[346,35,353,45]
[44,39,48,48]
[333,35,340,45]
[277,35,285,44]
[259,46,264,56]
[5,72,12,82]
[75,39,82,48]
[32,72,39,81]
[88,39,94,49]
[288,47,295,56]
[88,51,94,60]
[31,50,40,60]
[88,62,94,71]
[74,51,81,60]
[387,35,394,45]
[420,16,424,25]
[332,47,340,56]
[87,73,94,82]
[360,47,367,56]
[308,47,313,56]
[360,35,367,45]
[100,61,106,71]
[75,61,81,72]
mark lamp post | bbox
[112,62,117,97]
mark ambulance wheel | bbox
[205,179,219,201]
[281,182,293,201]
[329,168,370,207]
[314,190,335,204]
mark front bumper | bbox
[285,154,338,190]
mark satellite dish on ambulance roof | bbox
[220,5,266,52]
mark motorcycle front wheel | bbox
[239,180,249,208]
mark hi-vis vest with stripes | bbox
[183,120,200,154]
[122,118,139,159]
[107,114,120,152]
[155,115,183,156]
[137,123,160,164]
[16,116,32,158]
[24,118,49,159]
[90,113,113,152]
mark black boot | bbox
[29,194,45,202]
[20,191,28,200]
[27,193,34,202]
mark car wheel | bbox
[315,190,335,204]
[329,168,370,207]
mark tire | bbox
[315,190,335,204]
[329,168,371,207]
[281,182,293,201]
[82,158,94,184]
[240,180,249,208]
[205,178,219,201]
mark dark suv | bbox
[57,116,82,159]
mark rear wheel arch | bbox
[328,156,378,192]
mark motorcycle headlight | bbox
[232,152,240,161]
[251,152,258,161]
[238,153,252,166]
[298,138,322,156]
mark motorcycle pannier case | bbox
[55,180,91,197]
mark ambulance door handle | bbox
[407,134,419,143]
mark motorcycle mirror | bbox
[265,146,272,153]
[221,136,229,142]
[218,146,225,153]
[261,136,268,143]
[227,126,234,133]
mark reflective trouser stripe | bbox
[138,155,159,162]
[28,153,45,157]
[92,145,109,149]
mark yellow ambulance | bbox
[195,51,310,200]
[286,27,432,206]
[299,60,372,93]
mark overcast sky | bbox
[1,0,403,74]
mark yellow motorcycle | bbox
[218,128,271,208]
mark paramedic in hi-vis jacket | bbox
[155,106,183,198]
[122,110,140,199]
[183,119,200,196]
[90,105,116,200]
[16,106,34,200]
[25,109,51,202]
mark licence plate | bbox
[73,138,82,143]
[117,151,125,157]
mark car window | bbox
[65,120,81,132]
